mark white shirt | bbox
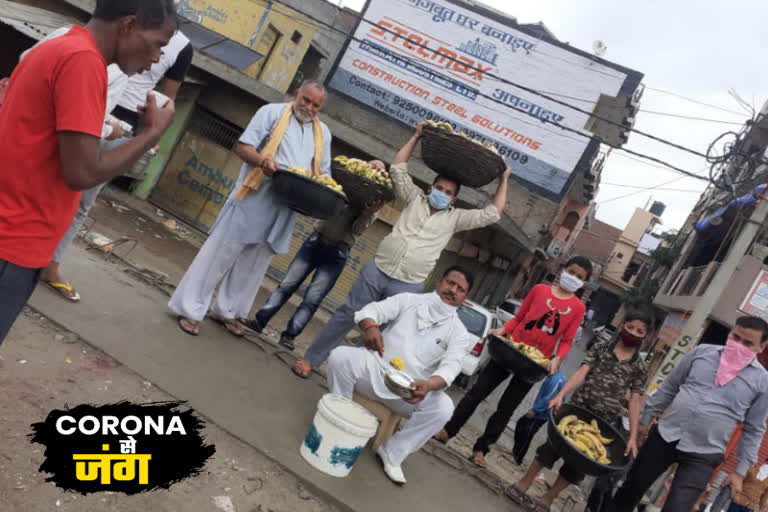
[354,292,474,387]
[117,31,190,113]
[20,26,129,138]
[375,163,501,284]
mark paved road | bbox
[28,245,519,512]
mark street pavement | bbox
[27,245,518,512]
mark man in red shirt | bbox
[0,0,178,344]
[434,255,592,466]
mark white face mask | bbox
[559,271,584,293]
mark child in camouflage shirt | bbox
[509,309,652,512]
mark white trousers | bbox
[169,226,275,322]
[327,346,454,467]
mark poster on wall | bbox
[326,0,643,199]
[740,270,768,322]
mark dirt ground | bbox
[0,308,340,512]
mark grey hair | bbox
[298,80,326,95]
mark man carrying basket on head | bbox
[284,122,511,378]
[169,80,332,337]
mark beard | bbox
[293,104,315,123]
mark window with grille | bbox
[186,107,242,150]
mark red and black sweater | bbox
[504,284,586,360]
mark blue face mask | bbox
[428,188,453,210]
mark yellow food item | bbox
[389,357,404,371]
[505,338,549,367]
[557,416,614,464]
[287,166,312,177]
[287,166,345,193]
[333,156,393,189]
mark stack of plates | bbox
[384,369,414,399]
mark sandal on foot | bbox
[177,316,200,336]
[432,430,450,444]
[207,313,245,337]
[505,485,533,505]
[292,359,312,379]
[42,281,81,303]
[526,499,550,512]
[468,452,487,468]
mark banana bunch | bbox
[286,167,344,194]
[507,339,550,368]
[314,174,344,194]
[333,156,393,190]
[426,120,455,132]
[286,166,312,178]
[389,357,404,371]
[557,415,613,464]
[425,121,501,155]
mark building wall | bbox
[178,0,318,93]
[621,208,658,245]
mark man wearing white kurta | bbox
[327,266,476,484]
[169,81,332,336]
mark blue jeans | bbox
[254,233,349,339]
[727,504,752,512]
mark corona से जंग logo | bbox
[29,401,215,494]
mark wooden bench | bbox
[353,392,404,450]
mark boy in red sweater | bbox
[434,256,591,467]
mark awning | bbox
[0,0,80,41]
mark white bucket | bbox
[300,394,379,477]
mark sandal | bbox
[207,313,245,337]
[526,500,550,512]
[468,451,487,468]
[177,316,200,336]
[292,359,312,379]
[42,281,81,303]
[505,484,533,505]
[432,430,450,444]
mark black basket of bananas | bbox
[421,121,505,188]
[331,156,395,209]
[487,334,549,384]
[548,404,630,476]
[272,166,348,220]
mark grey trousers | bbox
[303,260,423,366]
[51,137,126,263]
[52,183,106,263]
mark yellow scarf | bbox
[235,104,324,200]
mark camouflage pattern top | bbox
[570,341,649,421]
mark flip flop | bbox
[526,500,550,512]
[505,484,534,505]
[42,281,81,303]
[292,359,312,379]
[207,313,245,337]
[177,316,200,336]
[468,452,488,468]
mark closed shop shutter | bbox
[149,107,242,231]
